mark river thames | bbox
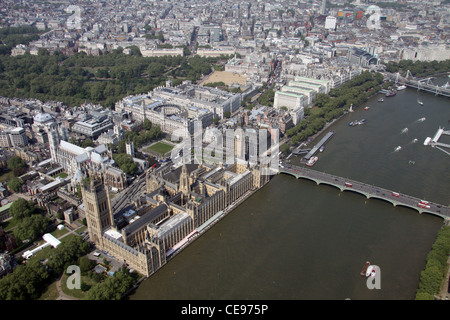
[130,80,450,300]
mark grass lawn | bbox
[38,280,60,300]
[59,271,99,299]
[146,141,174,155]
[55,172,68,178]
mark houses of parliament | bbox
[81,159,271,277]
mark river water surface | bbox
[130,82,450,300]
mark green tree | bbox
[0,258,50,300]
[85,268,136,300]
[13,214,51,242]
[113,153,138,175]
[257,87,275,106]
[415,226,450,299]
[79,256,96,274]
[127,45,142,56]
[147,62,165,77]
[9,197,35,220]
[417,266,443,295]
[143,118,152,130]
[280,143,290,154]
[46,236,90,274]
[7,156,26,172]
[81,138,94,148]
[7,176,23,193]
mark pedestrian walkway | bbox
[436,256,450,300]
[55,275,79,300]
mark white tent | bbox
[42,233,61,248]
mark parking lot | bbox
[87,249,127,275]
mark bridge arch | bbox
[279,171,320,185]
[392,203,421,213]
[391,204,447,220]
[315,180,343,192]
[277,167,448,221]
[419,210,447,221]
[340,187,370,199]
[366,194,397,206]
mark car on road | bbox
[392,192,400,197]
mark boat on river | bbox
[386,90,397,97]
[306,156,318,166]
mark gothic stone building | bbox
[82,161,270,277]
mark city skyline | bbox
[0,0,449,303]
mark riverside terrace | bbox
[278,163,450,221]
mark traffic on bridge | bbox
[278,162,450,221]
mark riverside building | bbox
[81,160,270,277]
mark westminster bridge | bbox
[278,164,450,221]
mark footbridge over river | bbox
[385,71,450,98]
[278,164,450,221]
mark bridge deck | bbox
[278,164,449,220]
[386,72,450,98]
